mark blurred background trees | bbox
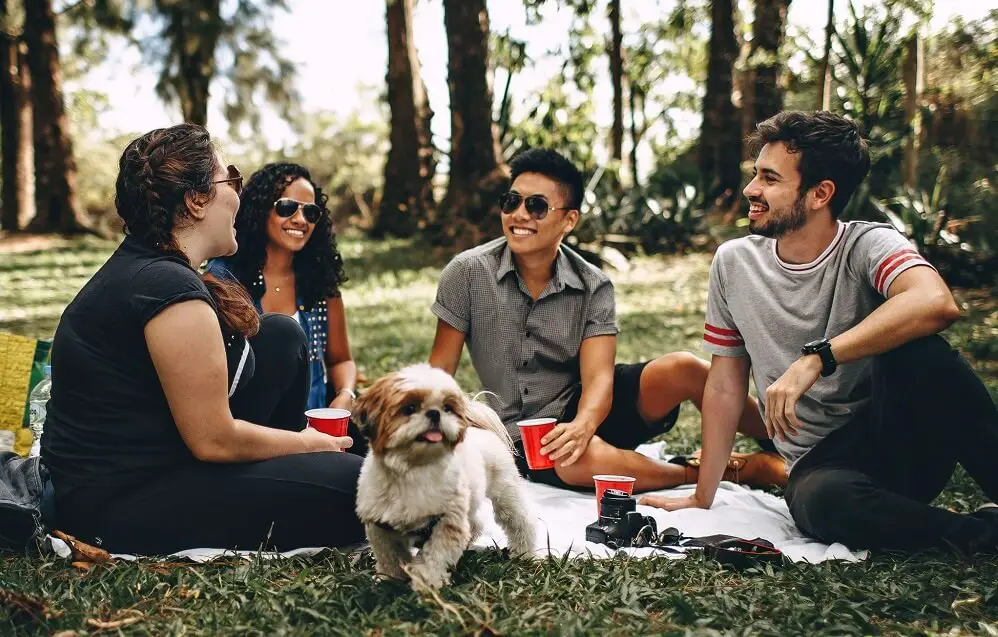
[0,0,995,283]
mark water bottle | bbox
[28,365,51,458]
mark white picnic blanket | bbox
[47,442,867,564]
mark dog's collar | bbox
[375,516,441,548]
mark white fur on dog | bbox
[354,364,535,591]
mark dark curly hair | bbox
[748,111,871,218]
[115,124,259,337]
[509,148,585,209]
[225,162,347,311]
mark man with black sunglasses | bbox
[429,148,786,494]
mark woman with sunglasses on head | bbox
[42,125,365,555]
[205,163,356,414]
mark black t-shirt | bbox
[42,236,251,492]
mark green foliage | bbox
[779,4,997,268]
[491,29,528,141]
[921,11,998,253]
[63,89,133,233]
[230,105,389,230]
[1,238,996,634]
[832,1,909,218]
[499,0,710,254]
[33,0,998,282]
[65,0,298,134]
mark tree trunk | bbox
[816,0,834,110]
[608,0,624,162]
[699,0,742,210]
[435,0,507,249]
[23,0,89,234]
[628,79,640,188]
[749,0,791,127]
[1,0,20,232]
[375,0,436,238]
[162,0,221,126]
[15,40,34,229]
[902,33,923,189]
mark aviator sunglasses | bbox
[498,191,574,221]
[274,198,323,224]
[211,164,243,195]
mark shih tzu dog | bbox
[353,364,535,591]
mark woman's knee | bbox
[654,352,707,378]
[645,351,708,398]
[252,313,308,368]
[256,312,307,349]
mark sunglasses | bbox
[211,165,243,195]
[274,198,323,224]
[498,191,574,220]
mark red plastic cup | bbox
[305,408,351,439]
[593,475,636,515]
[517,417,557,470]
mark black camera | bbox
[585,489,658,549]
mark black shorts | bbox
[513,361,681,490]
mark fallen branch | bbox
[0,588,51,624]
[86,609,145,631]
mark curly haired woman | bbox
[205,163,357,414]
[43,124,365,555]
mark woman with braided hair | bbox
[204,163,357,414]
[42,124,365,555]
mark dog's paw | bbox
[373,569,408,583]
[406,564,450,592]
[504,544,537,560]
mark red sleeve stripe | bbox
[703,333,745,347]
[875,253,931,293]
[704,323,741,337]
[873,249,919,291]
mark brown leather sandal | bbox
[682,450,788,489]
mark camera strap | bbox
[635,527,785,567]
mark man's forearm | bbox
[428,352,457,376]
[574,373,614,430]
[829,288,958,365]
[694,382,747,508]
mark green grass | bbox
[1,235,997,635]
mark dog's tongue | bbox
[422,430,444,443]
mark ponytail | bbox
[201,276,260,338]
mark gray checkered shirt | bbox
[432,238,619,441]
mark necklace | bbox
[257,271,293,293]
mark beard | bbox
[749,193,809,238]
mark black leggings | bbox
[785,335,998,554]
[56,314,365,555]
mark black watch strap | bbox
[801,338,837,377]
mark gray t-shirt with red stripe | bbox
[702,221,934,469]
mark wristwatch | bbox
[336,388,357,400]
[801,338,837,377]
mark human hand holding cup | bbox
[517,418,557,470]
[299,427,353,452]
[305,408,352,451]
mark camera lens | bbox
[600,489,636,519]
